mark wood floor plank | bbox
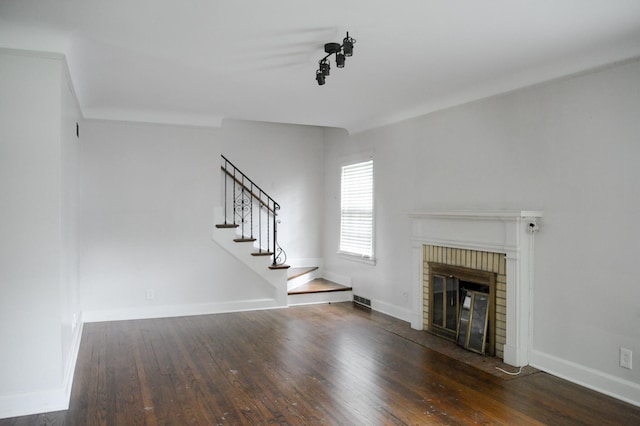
[2,302,640,425]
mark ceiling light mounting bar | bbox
[316,31,356,86]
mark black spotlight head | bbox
[316,69,325,85]
[343,39,353,57]
[320,60,330,76]
[336,53,345,68]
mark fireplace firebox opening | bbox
[427,262,497,357]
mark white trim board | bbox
[531,350,640,408]
[83,298,284,323]
[0,320,84,420]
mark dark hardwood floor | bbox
[2,302,639,425]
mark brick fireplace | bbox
[409,210,542,366]
[424,247,505,358]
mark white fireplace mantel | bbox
[409,210,543,367]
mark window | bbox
[339,159,374,262]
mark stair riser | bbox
[287,291,353,306]
[287,268,320,291]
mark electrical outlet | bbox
[620,348,632,370]
[146,288,155,301]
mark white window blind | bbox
[340,159,374,259]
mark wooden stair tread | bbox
[251,251,274,256]
[234,238,256,242]
[216,223,239,228]
[287,266,319,281]
[268,264,291,270]
[288,278,352,295]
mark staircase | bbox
[217,155,289,268]
[213,155,351,308]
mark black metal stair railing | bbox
[220,155,287,267]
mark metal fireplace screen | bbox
[428,263,496,356]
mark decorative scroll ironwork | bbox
[273,215,287,265]
[220,155,287,267]
[234,184,251,224]
[274,238,287,266]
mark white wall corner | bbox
[62,316,84,409]
[322,270,353,287]
[0,319,83,420]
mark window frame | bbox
[337,157,376,265]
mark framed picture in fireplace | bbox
[457,290,490,354]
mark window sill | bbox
[337,251,376,265]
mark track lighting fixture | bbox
[315,31,356,85]
[343,33,355,57]
[320,59,330,76]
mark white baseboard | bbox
[371,299,413,324]
[0,387,68,420]
[83,298,285,323]
[63,315,84,408]
[409,311,423,331]
[530,349,640,408]
[0,315,84,420]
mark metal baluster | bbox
[272,201,278,266]
[250,183,254,239]
[223,159,228,224]
[241,175,245,237]
[232,167,237,226]
[258,192,262,252]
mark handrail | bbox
[220,155,286,267]
[220,166,276,214]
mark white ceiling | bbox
[2,0,640,133]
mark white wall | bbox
[79,118,326,320]
[322,59,640,405]
[79,120,282,320]
[59,58,83,403]
[0,50,82,418]
[221,119,325,265]
[321,125,415,317]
